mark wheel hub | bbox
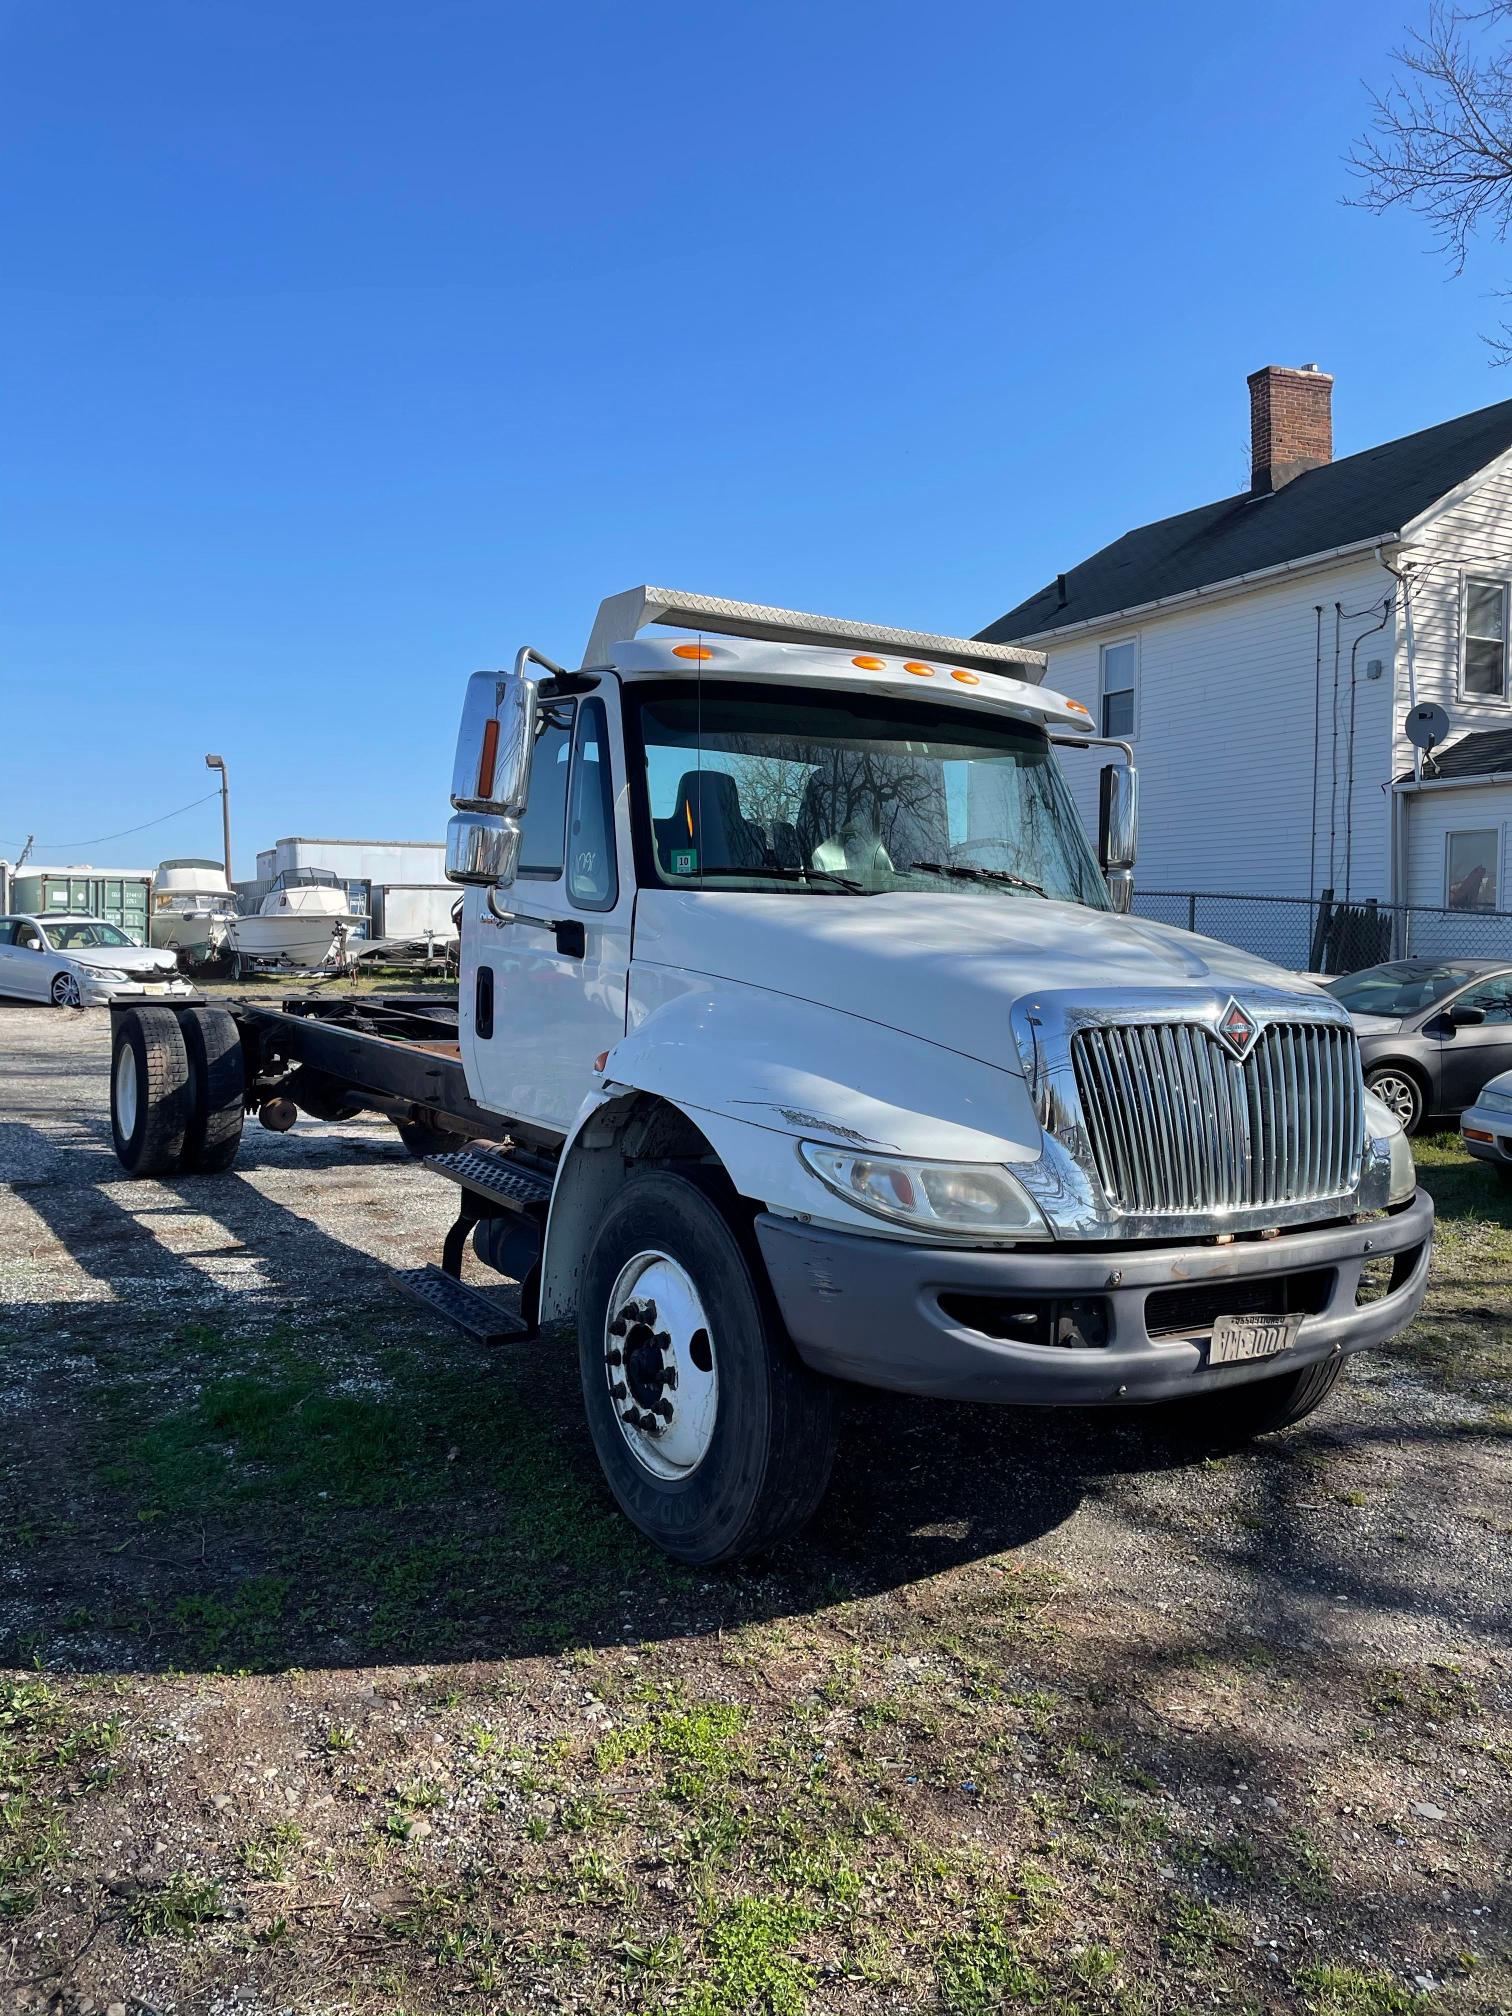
[603,1255,717,1480]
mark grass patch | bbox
[1296,1963,1422,2015]
[125,1872,226,1941]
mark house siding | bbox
[1035,555,1397,904]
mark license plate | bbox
[1208,1313,1302,1366]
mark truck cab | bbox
[441,590,1432,1562]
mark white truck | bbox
[106,589,1433,1563]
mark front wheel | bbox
[1367,1063,1424,1135]
[1180,1352,1347,1444]
[577,1168,838,1564]
[50,971,82,1009]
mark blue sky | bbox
[1,0,1503,873]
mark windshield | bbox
[1325,962,1485,1017]
[46,921,134,950]
[632,685,1108,908]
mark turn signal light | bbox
[951,668,981,686]
[673,644,713,660]
[852,654,886,670]
[476,717,501,799]
[1065,699,1091,717]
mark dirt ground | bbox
[1,1001,1508,2016]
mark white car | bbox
[0,913,192,1008]
[1461,1066,1512,1177]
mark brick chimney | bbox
[1247,363,1332,494]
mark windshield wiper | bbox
[678,864,873,894]
[905,860,1048,899]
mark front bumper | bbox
[81,976,192,1004]
[1461,1103,1512,1168]
[755,1188,1434,1406]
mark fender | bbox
[537,973,1041,1325]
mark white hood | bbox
[69,942,179,978]
[632,891,1326,1077]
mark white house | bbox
[980,365,1512,961]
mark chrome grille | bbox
[1070,1019,1362,1216]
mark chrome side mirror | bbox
[1098,762,1138,875]
[446,661,541,890]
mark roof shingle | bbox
[980,395,1512,643]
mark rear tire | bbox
[180,1005,245,1173]
[1181,1353,1347,1443]
[111,1008,192,1176]
[577,1168,838,1564]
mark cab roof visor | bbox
[584,587,1049,683]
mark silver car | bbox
[1462,1067,1512,1178]
[0,913,192,1008]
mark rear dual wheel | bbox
[111,1005,244,1177]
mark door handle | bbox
[486,896,585,959]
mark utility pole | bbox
[204,756,232,883]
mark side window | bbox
[517,704,576,878]
[567,699,619,911]
[1457,974,1512,1024]
[1446,828,1499,911]
[1100,638,1138,738]
[0,922,14,947]
[1463,577,1509,700]
[16,924,44,951]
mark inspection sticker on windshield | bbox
[1208,1313,1302,1366]
[671,848,697,876]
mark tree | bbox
[1350,2,1512,355]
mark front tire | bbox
[1366,1063,1424,1135]
[577,1168,838,1565]
[1181,1352,1347,1444]
[111,1007,192,1176]
[50,971,82,1009]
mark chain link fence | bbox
[1130,888,1512,974]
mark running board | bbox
[424,1146,553,1212]
[391,1264,529,1345]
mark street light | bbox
[204,754,232,884]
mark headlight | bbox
[87,969,127,983]
[1476,1087,1512,1114]
[798,1141,1048,1242]
[1362,1089,1415,1205]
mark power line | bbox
[16,789,223,855]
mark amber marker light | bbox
[903,661,935,677]
[672,643,713,660]
[950,669,981,685]
[851,655,886,670]
[1065,699,1091,717]
[476,717,501,798]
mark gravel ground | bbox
[1,1000,1508,2015]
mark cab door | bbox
[1433,970,1512,1111]
[464,689,632,1135]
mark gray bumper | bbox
[1461,1107,1512,1168]
[755,1189,1434,1406]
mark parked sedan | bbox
[0,914,192,1008]
[1462,1067,1512,1177]
[1324,958,1512,1133]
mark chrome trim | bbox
[1008,989,1384,1241]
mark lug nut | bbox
[606,1348,623,1366]
[661,1365,678,1390]
[610,1380,626,1400]
[656,1399,674,1421]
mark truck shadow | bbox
[1,1113,1499,1675]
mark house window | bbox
[1446,828,1500,911]
[1099,638,1137,738]
[1463,578,1508,699]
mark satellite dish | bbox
[1405,701,1450,753]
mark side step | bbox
[391,1263,529,1345]
[423,1146,553,1212]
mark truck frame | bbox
[106,588,1434,1565]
